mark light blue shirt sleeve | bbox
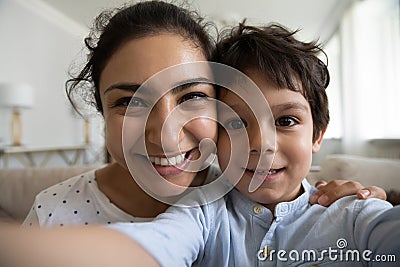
[108,198,224,267]
[361,205,400,266]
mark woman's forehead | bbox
[99,34,207,93]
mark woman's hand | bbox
[309,180,387,206]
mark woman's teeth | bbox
[149,153,186,166]
[250,168,279,175]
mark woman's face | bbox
[99,34,217,190]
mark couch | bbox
[307,154,400,205]
[0,154,399,223]
[0,165,98,223]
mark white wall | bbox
[0,0,104,167]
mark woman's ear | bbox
[312,128,326,154]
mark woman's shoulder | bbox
[34,169,97,202]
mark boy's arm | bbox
[106,185,229,266]
[1,197,218,267]
[354,201,400,266]
[0,224,160,267]
[309,180,387,206]
[108,200,218,267]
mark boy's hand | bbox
[309,180,387,206]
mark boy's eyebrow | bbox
[271,102,309,112]
[104,77,212,95]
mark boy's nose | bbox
[249,121,276,154]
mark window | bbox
[325,0,400,149]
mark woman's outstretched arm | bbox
[0,224,160,267]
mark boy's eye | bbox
[130,97,147,107]
[225,119,247,130]
[179,92,208,104]
[275,116,298,127]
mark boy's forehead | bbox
[219,78,310,113]
[218,88,250,107]
[218,89,261,117]
[219,88,243,100]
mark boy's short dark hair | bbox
[214,22,330,142]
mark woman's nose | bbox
[145,101,183,151]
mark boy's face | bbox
[217,68,324,211]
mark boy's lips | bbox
[243,167,285,182]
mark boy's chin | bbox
[238,185,277,200]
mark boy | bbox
[108,22,400,266]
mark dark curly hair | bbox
[66,0,215,116]
[214,22,330,142]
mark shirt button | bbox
[253,205,263,214]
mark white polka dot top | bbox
[23,164,221,227]
[22,170,152,227]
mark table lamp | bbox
[0,83,34,146]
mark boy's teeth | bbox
[149,152,186,166]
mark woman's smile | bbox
[146,148,199,176]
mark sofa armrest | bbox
[318,154,400,192]
[0,165,99,223]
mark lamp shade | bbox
[0,83,34,109]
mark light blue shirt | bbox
[110,179,400,266]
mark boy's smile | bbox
[218,68,324,212]
[242,167,285,184]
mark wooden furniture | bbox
[0,145,92,168]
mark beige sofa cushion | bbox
[0,165,98,223]
[318,154,400,191]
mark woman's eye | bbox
[179,92,208,104]
[275,116,298,127]
[225,119,247,130]
[114,97,146,107]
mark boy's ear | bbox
[312,129,326,154]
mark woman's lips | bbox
[150,148,197,176]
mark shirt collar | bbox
[229,179,316,219]
[274,179,315,217]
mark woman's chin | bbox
[150,181,190,197]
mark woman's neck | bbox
[95,163,170,218]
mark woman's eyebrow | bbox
[104,77,212,95]
[104,83,141,94]
[171,77,212,94]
